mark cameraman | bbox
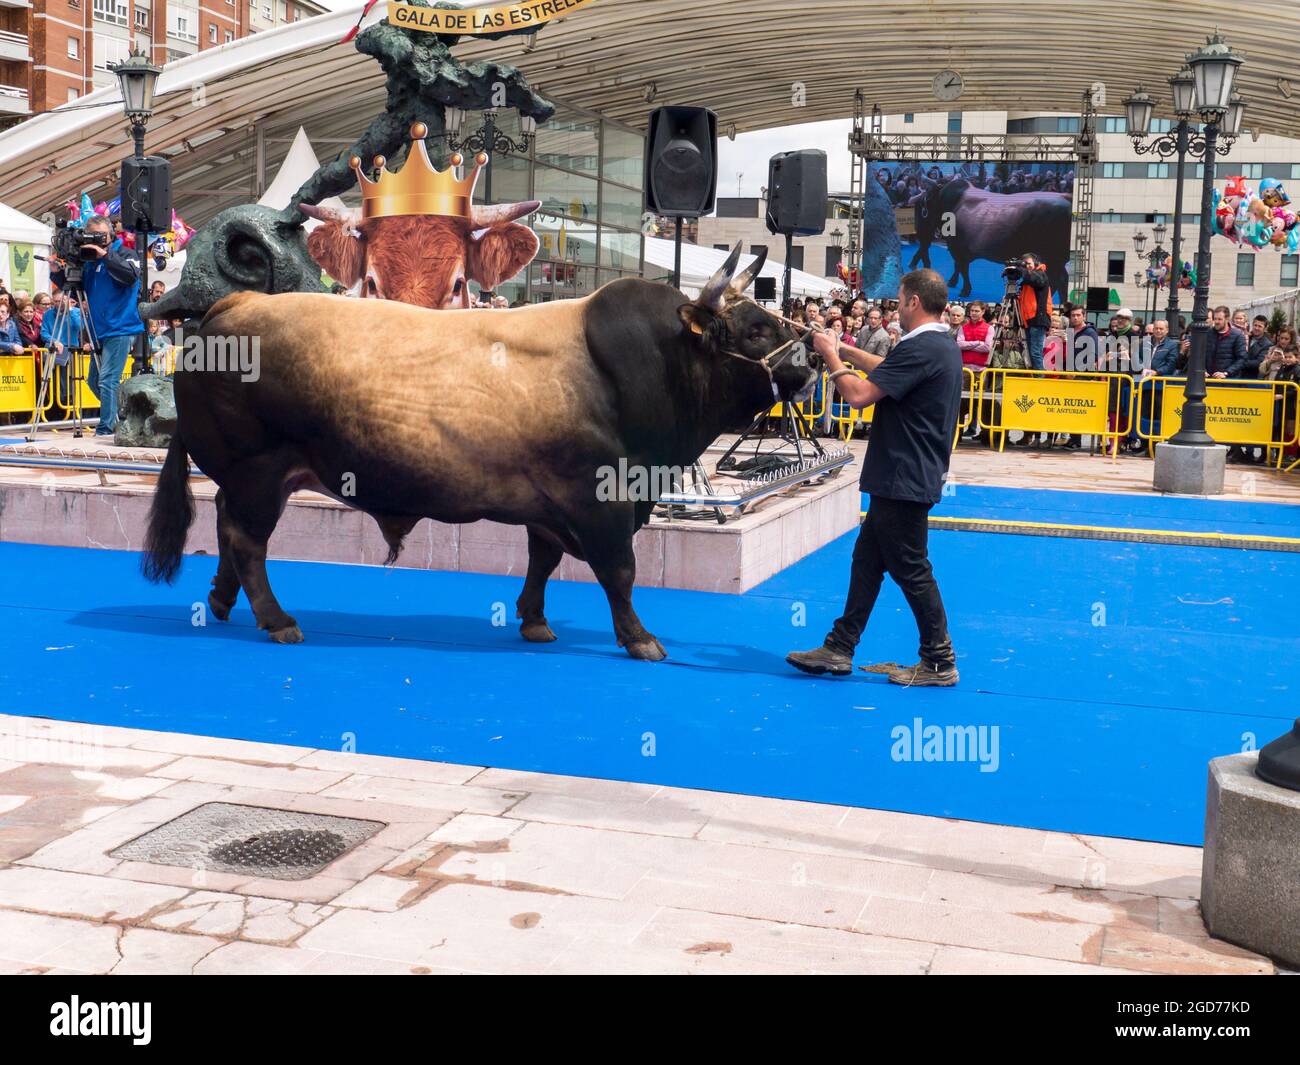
[79,216,144,437]
[1009,252,1053,370]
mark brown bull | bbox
[301,199,541,308]
[140,244,817,660]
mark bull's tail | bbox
[141,433,195,584]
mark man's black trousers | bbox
[825,495,955,668]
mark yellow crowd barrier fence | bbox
[1134,376,1300,468]
[977,368,1135,456]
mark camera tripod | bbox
[26,284,100,443]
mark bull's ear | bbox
[467,222,539,290]
[678,303,715,337]
[306,219,365,287]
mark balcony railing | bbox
[0,29,29,46]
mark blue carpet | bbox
[931,484,1300,540]
[0,532,1291,847]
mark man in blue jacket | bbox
[79,216,143,436]
[1147,319,1181,376]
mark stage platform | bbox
[0,434,860,594]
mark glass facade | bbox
[493,100,645,304]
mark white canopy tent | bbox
[0,203,52,294]
[642,236,837,301]
[256,126,348,224]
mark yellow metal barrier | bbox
[769,374,826,426]
[978,368,1134,456]
[1134,376,1299,468]
[0,351,40,416]
[827,370,874,440]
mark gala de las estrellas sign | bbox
[386,0,598,35]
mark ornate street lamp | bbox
[1132,229,1149,256]
[1126,60,1241,346]
[445,108,538,204]
[1170,31,1245,450]
[108,50,163,375]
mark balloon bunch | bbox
[64,193,195,269]
[1212,176,1300,252]
[1145,254,1196,290]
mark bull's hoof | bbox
[520,621,557,643]
[207,590,234,622]
[625,636,667,662]
[267,624,304,644]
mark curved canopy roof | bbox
[0,0,1295,224]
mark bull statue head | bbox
[143,204,327,322]
[299,199,541,309]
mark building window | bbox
[1102,162,1124,179]
[825,246,841,275]
[748,244,767,260]
[1236,253,1255,287]
[1101,116,1129,134]
[787,245,804,272]
[903,113,913,124]
[1107,250,1126,283]
[1291,164,1300,181]
[1056,116,1080,133]
[1240,163,1263,180]
[713,244,729,252]
[208,24,216,41]
[68,37,80,59]
[92,0,129,24]
[224,29,233,41]
[134,7,148,26]
[946,111,962,133]
[1146,162,1170,179]
[68,87,79,102]
[1281,255,1299,287]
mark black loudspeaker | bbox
[1085,285,1111,313]
[120,156,172,233]
[765,150,827,237]
[753,276,776,302]
[643,106,717,218]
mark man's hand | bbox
[80,243,107,259]
[1211,371,1227,379]
[811,328,840,364]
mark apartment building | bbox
[0,0,324,129]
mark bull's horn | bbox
[470,200,541,227]
[730,246,768,294]
[698,241,743,310]
[298,202,362,227]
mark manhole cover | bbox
[110,802,386,881]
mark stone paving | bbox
[0,713,1276,975]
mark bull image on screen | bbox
[863,160,1075,303]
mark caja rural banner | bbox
[0,354,36,414]
[995,374,1110,435]
[1158,381,1276,446]
[387,0,598,34]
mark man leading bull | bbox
[786,268,963,687]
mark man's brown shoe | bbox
[786,646,853,676]
[888,661,959,687]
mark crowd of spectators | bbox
[875,162,1075,207]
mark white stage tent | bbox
[642,237,837,301]
[0,203,52,295]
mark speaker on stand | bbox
[644,106,718,290]
[764,149,827,310]
[120,155,172,373]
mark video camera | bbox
[51,224,109,263]
[1000,257,1027,281]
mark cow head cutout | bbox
[300,200,540,309]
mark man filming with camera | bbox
[77,216,144,437]
[1006,252,1053,370]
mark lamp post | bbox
[829,226,844,288]
[108,51,161,374]
[1125,63,1240,342]
[445,107,538,205]
[1124,32,1245,494]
